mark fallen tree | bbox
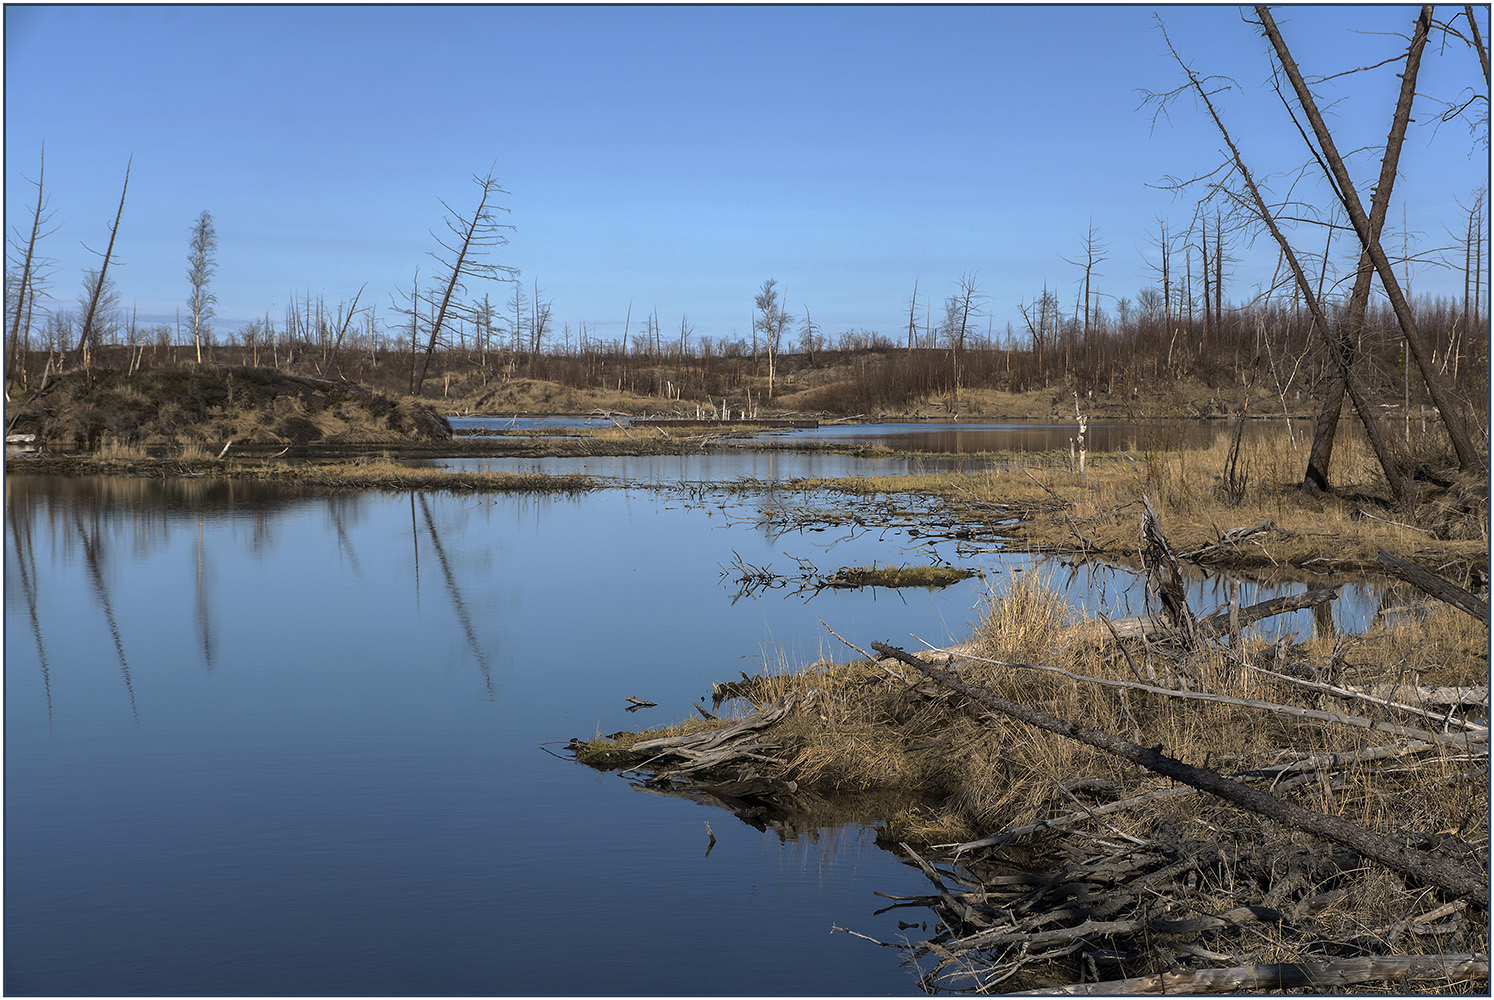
[871,640,1489,907]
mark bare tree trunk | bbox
[7,144,51,390]
[1467,4,1491,85]
[1161,26,1410,501]
[906,277,919,352]
[1301,13,1424,490]
[412,170,514,397]
[1259,5,1481,473]
[74,156,131,371]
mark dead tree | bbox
[6,143,56,390]
[409,169,516,396]
[905,277,919,351]
[1147,26,1411,501]
[1258,6,1483,474]
[74,156,131,372]
[1299,5,1431,491]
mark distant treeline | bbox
[7,292,1485,420]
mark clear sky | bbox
[5,4,1489,349]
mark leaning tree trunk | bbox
[1303,5,1430,492]
[1164,29,1410,501]
[1259,6,1482,474]
[74,156,131,372]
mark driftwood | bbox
[870,641,1490,906]
[1362,683,1490,707]
[1105,585,1342,641]
[1378,549,1491,626]
[1245,661,1489,735]
[940,737,1462,855]
[1021,952,1490,995]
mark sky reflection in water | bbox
[5,473,1379,995]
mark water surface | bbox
[5,471,1379,995]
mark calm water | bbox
[424,452,989,480]
[451,416,1323,456]
[5,471,1377,995]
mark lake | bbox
[4,463,1379,995]
[451,415,1324,456]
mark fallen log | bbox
[1019,952,1490,995]
[1104,585,1342,641]
[870,641,1490,907]
[1361,683,1490,707]
[1378,549,1490,626]
[1245,662,1489,734]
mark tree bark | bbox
[1378,549,1491,625]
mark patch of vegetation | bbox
[821,564,973,589]
[7,365,452,451]
[577,572,1490,989]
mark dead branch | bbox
[870,641,1490,906]
[1019,952,1489,995]
[1104,585,1341,640]
[1245,661,1490,734]
[934,646,1469,746]
[1377,549,1491,626]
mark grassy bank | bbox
[574,568,1489,990]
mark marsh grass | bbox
[593,567,1486,866]
[93,438,148,461]
[589,569,1488,986]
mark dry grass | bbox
[93,438,148,461]
[591,567,1486,860]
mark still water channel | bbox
[6,440,1376,995]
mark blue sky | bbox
[5,4,1489,349]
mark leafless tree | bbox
[1149,18,1412,501]
[1062,222,1109,373]
[1141,216,1176,337]
[6,144,57,389]
[75,156,131,371]
[905,277,920,351]
[507,280,529,356]
[75,269,120,370]
[1257,5,1482,473]
[408,169,517,395]
[1290,9,1430,491]
[186,210,217,363]
[753,278,791,398]
[799,305,819,363]
[942,272,983,405]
